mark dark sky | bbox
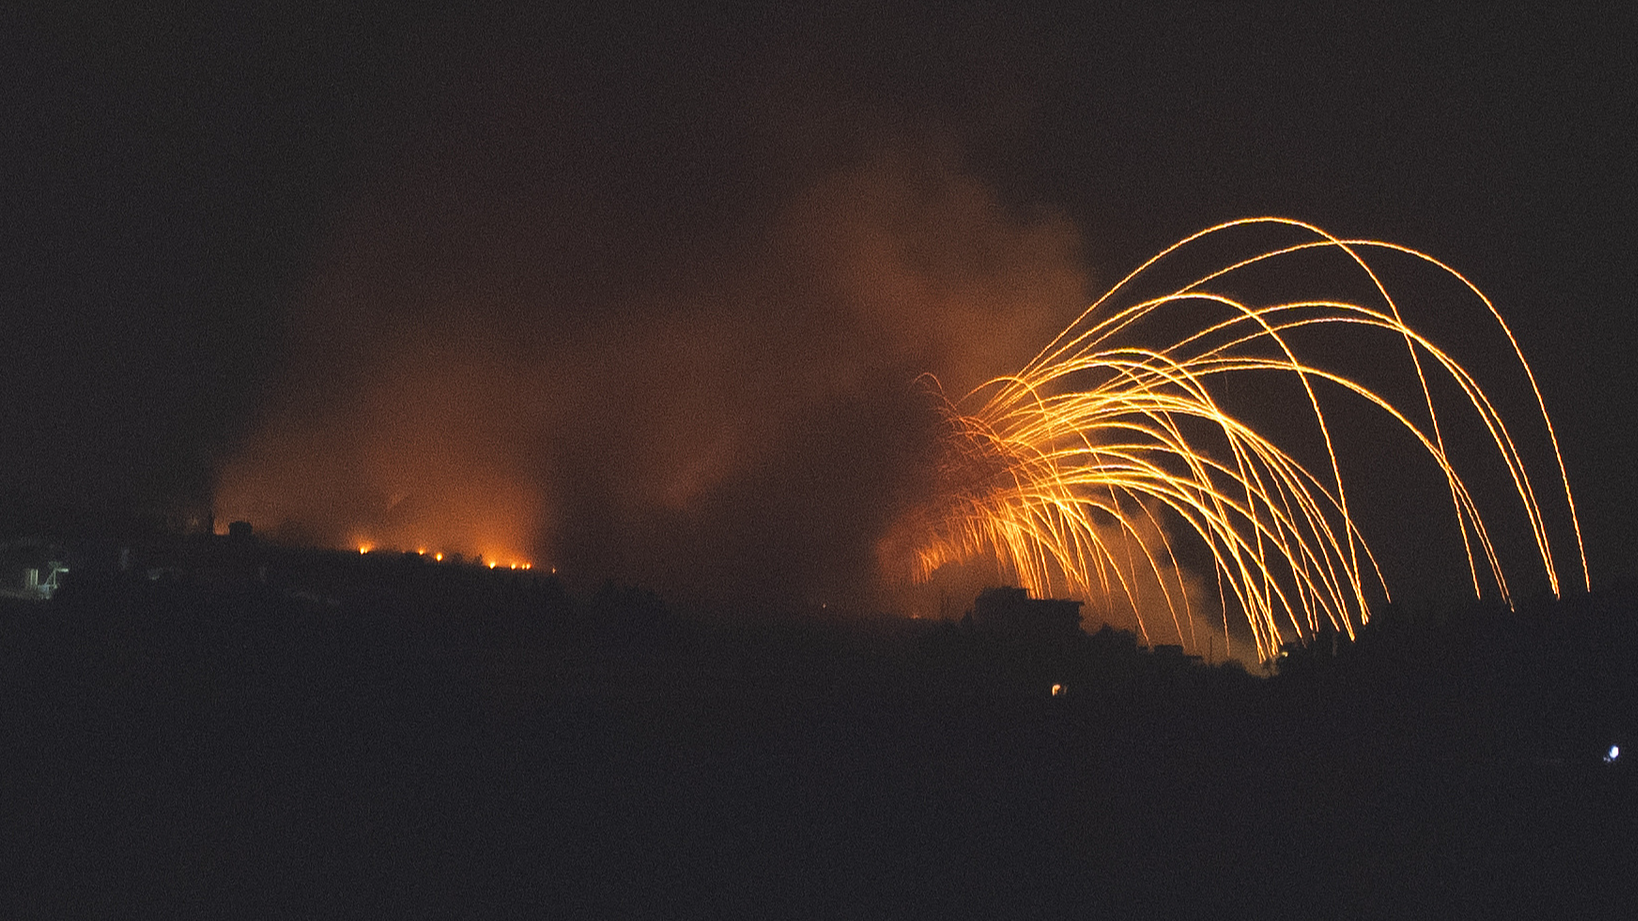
[5,4,1635,613]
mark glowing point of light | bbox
[358,544,372,555]
[1051,683,1064,697]
[488,561,497,569]
[416,548,427,555]
[433,552,443,562]
[1606,745,1621,764]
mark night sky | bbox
[6,5,1635,615]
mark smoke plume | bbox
[214,135,1092,613]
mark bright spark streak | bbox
[898,218,1587,664]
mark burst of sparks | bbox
[900,218,1586,664]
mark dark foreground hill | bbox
[4,573,1634,919]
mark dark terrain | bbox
[5,555,1635,918]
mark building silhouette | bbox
[967,586,1082,639]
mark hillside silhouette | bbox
[5,555,1634,918]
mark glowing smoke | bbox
[213,144,1090,610]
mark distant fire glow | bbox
[891,218,1586,663]
[208,150,1092,608]
[213,395,544,568]
[348,535,532,569]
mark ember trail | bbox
[894,218,1586,663]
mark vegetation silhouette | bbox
[6,559,1633,917]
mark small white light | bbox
[1605,744,1620,764]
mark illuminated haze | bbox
[214,126,1091,612]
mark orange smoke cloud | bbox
[213,138,1092,610]
[214,346,547,567]
[783,148,1090,398]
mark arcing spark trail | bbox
[895,218,1586,663]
